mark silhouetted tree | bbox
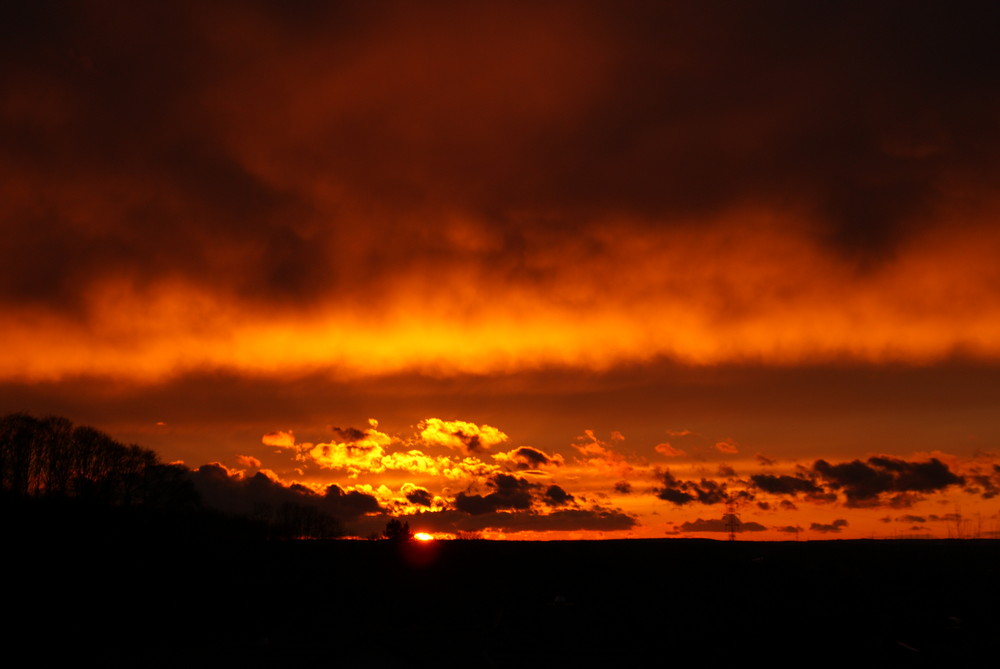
[383,518,412,542]
[141,463,201,511]
[0,412,352,543]
[275,502,342,539]
[37,415,74,496]
[0,412,39,496]
[454,530,483,540]
[0,412,174,507]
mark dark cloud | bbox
[351,506,636,536]
[4,0,1000,317]
[515,447,551,466]
[810,519,848,534]
[452,475,584,515]
[678,518,767,533]
[812,456,963,507]
[543,484,575,507]
[659,455,965,512]
[613,481,633,495]
[331,426,368,442]
[453,473,535,515]
[655,470,743,506]
[751,474,821,496]
[755,453,776,466]
[188,463,382,525]
[456,434,483,453]
[322,484,382,517]
[775,525,804,534]
[750,457,965,508]
[503,446,561,469]
[465,507,636,534]
[964,463,1000,499]
[885,492,921,509]
[0,1,352,310]
[404,486,434,507]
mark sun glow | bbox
[414,532,434,542]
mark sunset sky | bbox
[4,1,1000,539]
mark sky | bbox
[3,0,1000,539]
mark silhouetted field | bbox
[8,529,1000,667]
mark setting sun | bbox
[413,532,434,542]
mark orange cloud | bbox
[307,425,393,476]
[288,420,502,482]
[419,418,508,453]
[570,429,638,479]
[262,430,296,449]
[4,215,1000,383]
[715,439,740,455]
[236,455,262,469]
[574,429,623,456]
[493,446,565,470]
[655,443,686,457]
[5,4,1000,389]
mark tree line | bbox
[0,412,343,540]
[0,412,195,507]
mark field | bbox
[10,535,1000,667]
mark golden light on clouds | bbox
[3,213,1000,384]
[419,418,508,452]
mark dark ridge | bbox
[5,413,1000,665]
[8,533,1000,666]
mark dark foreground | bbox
[10,535,1000,667]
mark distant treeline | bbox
[0,412,343,540]
[0,412,196,507]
